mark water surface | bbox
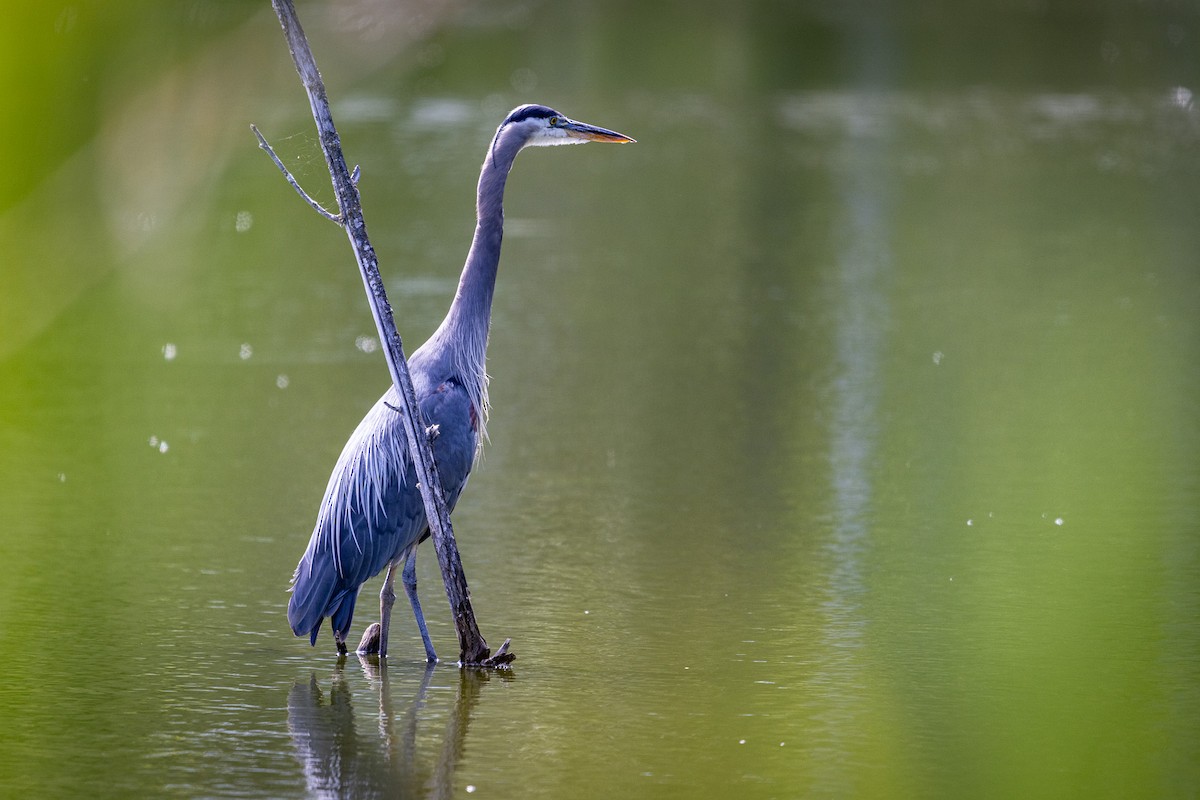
[1,2,1198,798]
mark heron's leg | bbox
[358,559,399,656]
[403,549,438,663]
[378,558,399,658]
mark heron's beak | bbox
[562,119,636,144]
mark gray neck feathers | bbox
[425,124,528,444]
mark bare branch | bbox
[266,0,507,667]
[251,124,341,223]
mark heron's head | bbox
[492,104,634,162]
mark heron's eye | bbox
[548,116,559,127]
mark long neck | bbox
[443,150,511,352]
[427,128,523,391]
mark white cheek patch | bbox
[527,126,584,147]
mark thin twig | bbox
[250,124,341,223]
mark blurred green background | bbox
[1,1,1197,798]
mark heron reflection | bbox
[287,658,506,798]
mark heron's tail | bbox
[288,550,359,646]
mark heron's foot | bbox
[336,638,348,656]
[356,622,382,655]
[469,638,515,669]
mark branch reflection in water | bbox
[287,657,509,798]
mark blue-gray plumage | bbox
[288,105,634,659]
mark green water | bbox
[2,2,1198,798]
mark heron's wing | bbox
[287,378,481,642]
[330,399,422,579]
[288,388,423,639]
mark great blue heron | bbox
[287,104,634,660]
